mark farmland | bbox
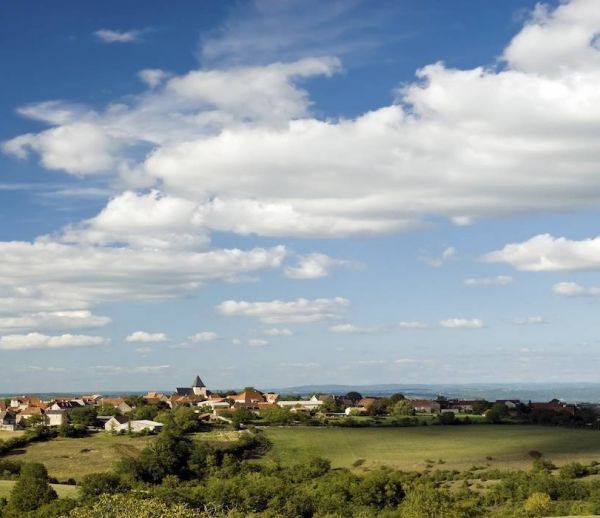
[0,479,78,500]
[261,425,600,472]
[4,433,154,482]
[6,425,600,482]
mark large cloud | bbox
[0,241,286,317]
[4,1,600,238]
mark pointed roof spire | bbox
[192,375,205,388]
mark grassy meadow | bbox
[6,425,600,484]
[4,433,154,482]
[0,431,25,439]
[0,479,78,499]
[261,425,600,472]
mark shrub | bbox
[6,462,57,513]
[523,492,552,516]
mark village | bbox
[0,374,588,433]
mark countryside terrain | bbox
[4,426,600,482]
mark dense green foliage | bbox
[4,463,57,514]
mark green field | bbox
[262,425,600,472]
[5,433,154,481]
[0,430,25,439]
[0,479,78,499]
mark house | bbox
[0,410,17,431]
[105,415,129,432]
[45,409,68,427]
[49,400,83,411]
[496,399,521,409]
[357,398,378,409]
[232,389,265,405]
[99,398,133,415]
[265,392,279,404]
[0,401,6,412]
[276,396,323,411]
[452,400,477,412]
[10,396,43,410]
[144,392,169,404]
[175,375,208,398]
[116,420,164,433]
[345,406,367,416]
[198,399,232,412]
[82,394,104,406]
[530,400,576,416]
[409,399,441,413]
[169,394,207,408]
[16,406,44,424]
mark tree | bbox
[98,404,119,417]
[392,400,413,417]
[228,408,255,429]
[523,492,552,516]
[320,397,344,413]
[7,462,57,512]
[399,483,457,517]
[472,400,491,415]
[260,406,295,425]
[70,406,98,427]
[388,393,406,405]
[68,494,199,518]
[132,404,160,421]
[346,391,363,404]
[25,414,44,428]
[367,399,389,416]
[79,473,130,499]
[485,403,508,424]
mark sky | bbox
[2,0,600,393]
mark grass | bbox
[262,425,600,472]
[0,479,79,499]
[4,432,154,482]
[0,431,25,439]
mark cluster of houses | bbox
[0,393,163,433]
[0,374,584,433]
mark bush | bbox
[79,472,131,499]
[6,462,57,513]
[523,492,552,516]
[559,461,588,479]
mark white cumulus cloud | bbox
[94,29,141,43]
[6,0,600,239]
[464,275,513,286]
[440,318,484,329]
[485,234,600,272]
[217,297,349,323]
[189,331,218,343]
[263,328,293,336]
[0,333,107,351]
[514,316,546,325]
[125,331,170,343]
[284,253,353,279]
[552,282,600,297]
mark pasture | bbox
[5,433,154,482]
[262,425,600,472]
[0,431,25,439]
[0,479,78,499]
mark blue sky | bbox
[3,0,600,393]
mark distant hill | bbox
[268,383,600,403]
[4,383,600,404]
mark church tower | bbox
[192,375,207,398]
